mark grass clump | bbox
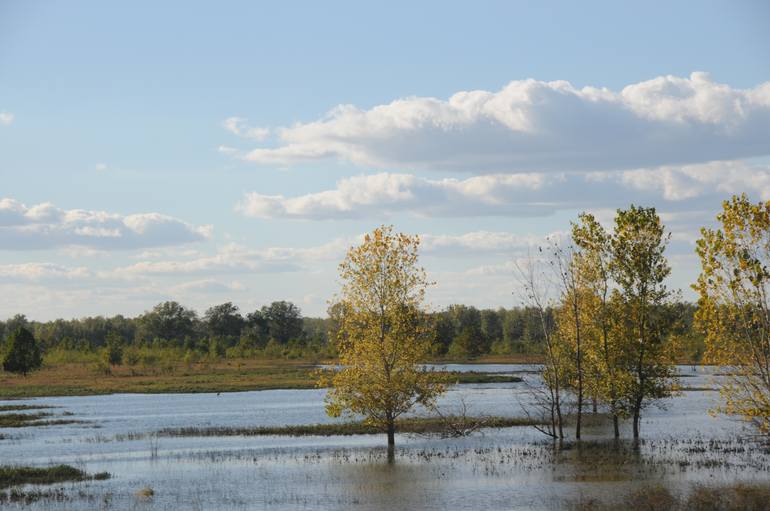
[0,411,82,428]
[0,465,110,489]
[0,405,54,412]
[442,371,522,384]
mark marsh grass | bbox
[112,416,542,441]
[0,405,56,412]
[0,465,110,489]
[572,483,770,511]
[0,411,83,428]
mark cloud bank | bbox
[239,73,770,173]
[236,161,770,220]
[0,198,211,250]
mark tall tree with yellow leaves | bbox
[571,213,629,438]
[322,226,444,458]
[695,194,770,436]
[611,206,677,439]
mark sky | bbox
[1,0,770,321]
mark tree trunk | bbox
[632,398,642,439]
[592,397,598,414]
[386,419,395,463]
[575,392,582,440]
[612,413,619,439]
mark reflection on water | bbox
[0,365,767,510]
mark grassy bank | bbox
[0,465,109,489]
[0,359,523,398]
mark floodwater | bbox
[0,365,767,510]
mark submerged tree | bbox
[516,253,567,440]
[695,194,770,436]
[611,205,677,439]
[3,326,42,376]
[321,226,444,459]
[571,213,628,438]
[550,241,589,440]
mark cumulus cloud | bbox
[0,111,13,125]
[0,198,211,250]
[238,73,770,173]
[222,117,270,141]
[236,161,770,220]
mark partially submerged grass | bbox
[0,465,110,489]
[0,487,70,505]
[0,411,82,428]
[679,386,718,392]
[443,371,522,384]
[571,482,770,511]
[0,404,55,412]
[141,416,541,439]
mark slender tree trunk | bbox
[632,395,643,439]
[612,413,620,439]
[592,397,598,413]
[386,418,395,463]
[555,389,564,440]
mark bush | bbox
[2,327,42,376]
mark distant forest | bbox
[0,300,704,361]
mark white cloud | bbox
[236,172,558,219]
[217,145,238,155]
[0,263,91,282]
[171,279,246,294]
[236,161,770,220]
[620,160,770,201]
[113,239,351,277]
[95,163,108,172]
[0,198,211,250]
[236,73,770,173]
[0,111,13,125]
[222,117,269,140]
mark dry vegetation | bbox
[0,357,526,398]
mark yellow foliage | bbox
[695,194,770,435]
[321,226,444,436]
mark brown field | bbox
[0,356,533,398]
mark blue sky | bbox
[1,1,770,320]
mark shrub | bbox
[2,327,42,376]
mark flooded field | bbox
[1,365,768,510]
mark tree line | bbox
[0,299,701,364]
